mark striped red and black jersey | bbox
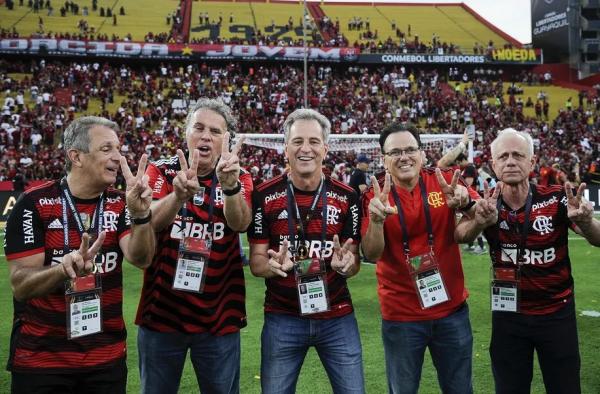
[483,184,575,315]
[3,180,131,373]
[135,156,252,335]
[248,174,361,319]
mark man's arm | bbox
[573,219,600,246]
[437,142,466,169]
[249,243,278,278]
[150,193,185,232]
[222,174,252,232]
[218,134,252,232]
[120,221,156,269]
[361,174,395,261]
[10,233,105,301]
[249,241,294,278]
[10,254,65,301]
[454,183,500,243]
[565,182,600,246]
[149,150,201,232]
[119,154,157,268]
[362,219,386,261]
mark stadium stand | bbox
[1,58,599,191]
[0,0,183,42]
[0,0,599,194]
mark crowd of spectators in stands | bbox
[0,59,599,188]
[3,0,519,57]
[2,0,185,43]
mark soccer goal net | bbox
[239,133,470,175]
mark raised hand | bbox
[474,181,501,226]
[216,132,245,190]
[120,153,152,219]
[330,235,355,275]
[173,149,201,203]
[435,168,470,210]
[565,182,594,224]
[62,231,106,279]
[267,239,294,278]
[368,173,396,224]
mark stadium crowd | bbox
[1,59,599,188]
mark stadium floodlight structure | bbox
[237,133,470,175]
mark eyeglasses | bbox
[384,147,420,158]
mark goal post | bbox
[237,133,471,174]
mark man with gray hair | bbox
[248,109,365,393]
[133,98,252,394]
[457,127,600,393]
[4,116,155,393]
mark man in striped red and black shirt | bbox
[463,128,600,394]
[4,116,155,393]
[248,109,364,394]
[134,98,252,394]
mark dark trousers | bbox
[11,360,127,394]
[490,300,580,394]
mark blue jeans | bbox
[137,326,240,394]
[261,312,365,394]
[382,303,473,394]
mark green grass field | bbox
[0,232,599,393]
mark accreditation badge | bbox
[65,254,103,339]
[192,187,206,206]
[173,237,211,293]
[294,248,330,316]
[408,252,450,309]
[490,267,520,312]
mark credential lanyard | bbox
[60,178,104,255]
[180,172,218,245]
[390,177,434,260]
[495,184,533,265]
[286,176,327,252]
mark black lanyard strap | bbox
[495,183,533,265]
[180,171,218,245]
[286,175,327,254]
[61,178,104,254]
[390,176,434,260]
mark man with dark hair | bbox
[134,98,252,394]
[248,108,365,394]
[349,154,370,195]
[4,115,155,393]
[459,128,600,394]
[362,122,484,394]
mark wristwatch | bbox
[222,181,242,196]
[132,210,152,225]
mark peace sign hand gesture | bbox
[369,173,396,224]
[267,239,294,278]
[173,149,201,203]
[330,235,356,275]
[474,181,501,226]
[62,231,106,279]
[435,168,470,210]
[120,153,152,219]
[565,182,594,225]
[216,132,245,190]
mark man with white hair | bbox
[458,127,600,393]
